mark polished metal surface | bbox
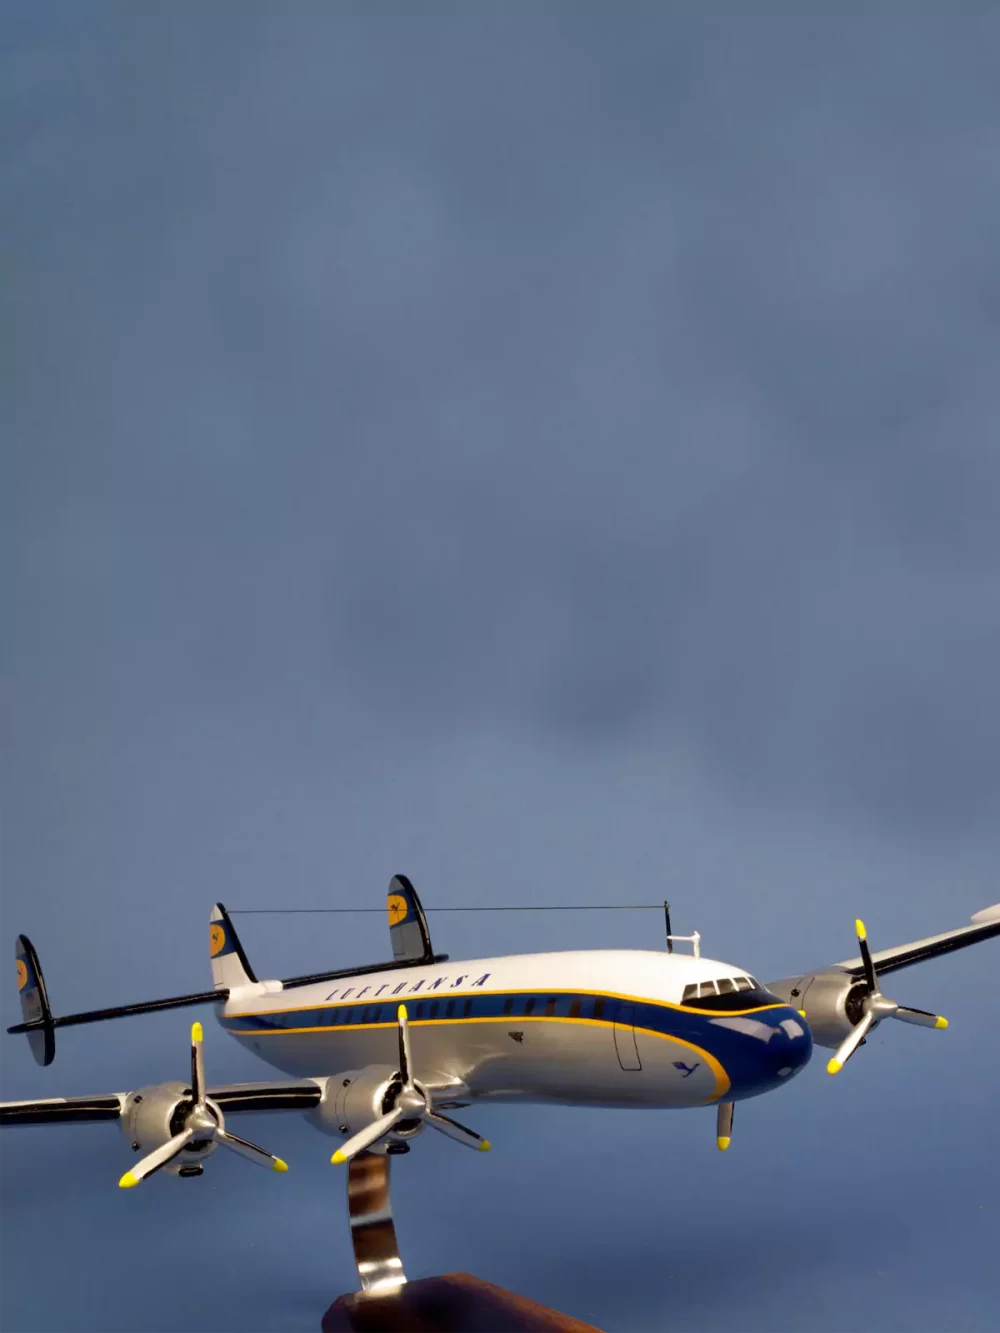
[346,1151,406,1293]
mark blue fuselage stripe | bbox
[224,988,812,1100]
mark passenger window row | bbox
[321,998,477,1026]
[415,998,464,1020]
[270,993,619,1028]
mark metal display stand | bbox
[345,1152,407,1295]
[321,1153,603,1332]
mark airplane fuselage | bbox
[220,948,813,1110]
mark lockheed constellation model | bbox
[4,879,998,1184]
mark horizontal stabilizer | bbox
[7,890,450,1053]
[7,987,223,1038]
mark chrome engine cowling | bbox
[307,1064,426,1154]
[119,1080,224,1177]
[766,971,869,1049]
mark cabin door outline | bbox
[613,1003,642,1071]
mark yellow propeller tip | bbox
[118,1172,140,1189]
[272,1157,289,1173]
[478,1139,491,1152]
[717,1137,731,1152]
[855,919,867,941]
[331,1150,348,1165]
[798,1009,807,1017]
[397,1004,407,1021]
[935,1016,948,1030]
[826,1058,843,1076]
[191,1021,203,1043]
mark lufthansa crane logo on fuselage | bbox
[209,923,226,957]
[387,894,409,927]
[16,958,28,991]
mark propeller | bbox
[827,920,948,1076]
[331,1005,491,1165]
[119,1022,289,1187]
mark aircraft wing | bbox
[833,903,1000,978]
[767,902,1000,1053]
[1,1079,325,1127]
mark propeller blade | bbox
[214,1127,288,1172]
[716,1101,734,1151]
[119,1128,195,1188]
[331,1107,406,1165]
[856,919,878,993]
[424,1110,491,1152]
[893,1006,948,1030]
[397,1004,412,1085]
[190,1021,206,1106]
[827,1008,874,1075]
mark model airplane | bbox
[3,879,999,1186]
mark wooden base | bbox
[321,1272,604,1332]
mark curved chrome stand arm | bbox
[346,1152,406,1293]
[328,1151,603,1331]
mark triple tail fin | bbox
[8,885,437,1063]
[209,903,257,991]
[387,875,434,963]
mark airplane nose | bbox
[707,1005,813,1100]
[770,1009,812,1078]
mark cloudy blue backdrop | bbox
[2,4,999,1330]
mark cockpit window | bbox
[682,978,781,1011]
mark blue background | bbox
[2,5,999,1330]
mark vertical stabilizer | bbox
[387,875,433,963]
[209,903,257,992]
[15,936,55,1066]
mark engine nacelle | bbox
[767,971,868,1049]
[307,1064,425,1155]
[119,1080,224,1177]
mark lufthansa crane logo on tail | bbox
[387,894,409,927]
[209,924,226,957]
[16,958,28,991]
